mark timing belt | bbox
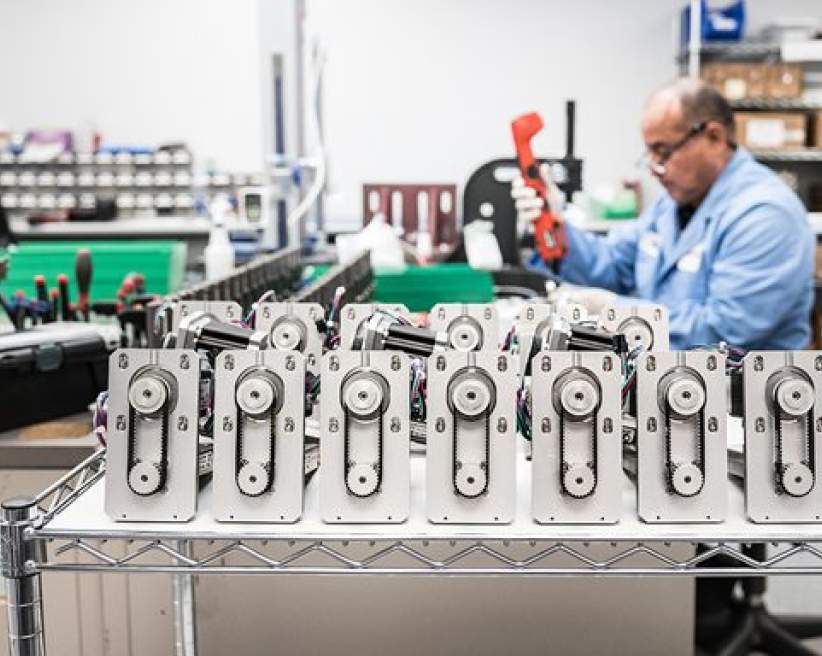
[235,401,277,497]
[558,407,598,499]
[774,402,815,497]
[127,402,170,496]
[344,405,384,497]
[451,411,490,498]
[663,403,705,497]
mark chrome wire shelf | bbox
[4,447,822,578]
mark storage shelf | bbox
[751,149,822,163]
[678,41,781,63]
[5,428,820,577]
[731,98,822,111]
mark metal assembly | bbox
[426,351,516,524]
[341,369,390,497]
[447,368,496,497]
[532,352,621,523]
[744,352,822,523]
[514,302,588,374]
[319,351,410,523]
[338,303,411,350]
[635,351,727,523]
[175,311,269,352]
[598,304,670,352]
[105,349,200,522]
[213,350,305,522]
[254,302,325,375]
[428,303,500,352]
[350,309,447,357]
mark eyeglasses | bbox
[637,122,707,176]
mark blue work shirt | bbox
[557,148,813,350]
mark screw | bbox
[602,356,612,372]
[541,356,551,372]
[286,356,295,371]
[603,417,613,434]
[647,417,657,432]
[607,309,616,321]
[497,417,507,433]
[391,355,401,371]
[484,307,492,320]
[223,417,233,432]
[118,353,129,369]
[498,356,507,372]
[653,308,662,321]
[707,355,716,371]
[754,356,764,372]
[437,307,446,320]
[116,415,126,431]
[329,356,339,372]
[180,354,190,370]
[390,417,401,433]
[541,417,551,433]
[436,417,446,433]
[329,418,339,433]
[177,416,189,431]
[646,356,656,372]
[347,307,355,320]
[436,356,446,371]
[308,354,316,366]
[816,356,822,372]
[285,417,295,432]
[263,307,271,319]
[755,417,766,433]
[707,417,718,432]
[224,355,234,371]
[526,307,534,321]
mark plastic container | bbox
[0,240,186,303]
[681,0,746,47]
[373,264,494,312]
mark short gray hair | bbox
[652,78,735,132]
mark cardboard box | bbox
[767,64,803,98]
[734,112,807,150]
[702,63,749,100]
[702,63,803,100]
[813,110,822,148]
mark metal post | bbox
[172,540,197,656]
[688,0,702,78]
[1,497,47,656]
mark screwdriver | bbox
[49,289,59,322]
[57,273,74,321]
[75,248,92,321]
[34,275,49,323]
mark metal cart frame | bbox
[5,449,822,656]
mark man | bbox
[512,78,814,350]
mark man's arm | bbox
[558,216,648,295]
[669,203,813,349]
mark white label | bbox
[746,119,786,149]
[639,232,661,258]
[677,244,704,274]
[723,78,747,100]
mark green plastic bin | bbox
[0,240,187,303]
[373,264,494,312]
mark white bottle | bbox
[205,197,235,281]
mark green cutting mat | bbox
[1,240,187,303]
[373,264,494,312]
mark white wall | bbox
[0,0,264,171]
[309,0,822,229]
[309,0,682,228]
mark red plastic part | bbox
[511,112,567,261]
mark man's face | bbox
[641,99,726,206]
